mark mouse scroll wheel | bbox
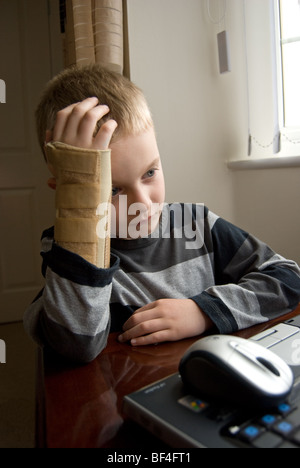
[256,357,280,376]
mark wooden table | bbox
[36,304,300,448]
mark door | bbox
[0,0,62,322]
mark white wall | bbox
[127,0,243,221]
[127,0,300,264]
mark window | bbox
[228,0,300,169]
[279,0,300,128]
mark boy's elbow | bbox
[46,335,109,364]
[40,317,110,364]
[73,336,108,364]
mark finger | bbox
[93,119,118,149]
[130,329,172,346]
[60,98,100,144]
[119,316,169,343]
[77,104,112,147]
[122,305,159,332]
[134,302,156,313]
[52,102,81,141]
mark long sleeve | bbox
[191,211,300,333]
[23,228,119,363]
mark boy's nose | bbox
[129,187,151,212]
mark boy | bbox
[24,65,300,363]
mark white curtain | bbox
[243,0,280,156]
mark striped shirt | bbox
[24,204,300,363]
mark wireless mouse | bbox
[179,335,294,409]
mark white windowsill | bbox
[227,155,300,170]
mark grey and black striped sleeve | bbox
[191,213,300,334]
[24,228,119,363]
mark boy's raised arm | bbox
[45,97,117,267]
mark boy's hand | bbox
[45,97,117,189]
[50,96,118,149]
[118,299,213,346]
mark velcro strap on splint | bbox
[55,218,99,243]
[45,141,111,175]
[56,184,101,209]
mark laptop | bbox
[123,315,300,448]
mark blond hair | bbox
[36,64,153,155]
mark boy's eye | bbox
[144,168,156,179]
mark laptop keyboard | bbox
[222,400,300,448]
[124,315,300,448]
[220,318,300,448]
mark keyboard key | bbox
[251,324,299,349]
[239,425,264,442]
[273,421,294,437]
[259,414,278,428]
[285,409,300,429]
[277,403,293,416]
[252,431,283,448]
[277,441,299,448]
[291,429,300,446]
[285,316,300,329]
[271,323,299,340]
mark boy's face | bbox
[110,127,165,239]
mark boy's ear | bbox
[45,129,52,144]
[47,177,56,190]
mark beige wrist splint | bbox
[45,141,111,268]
